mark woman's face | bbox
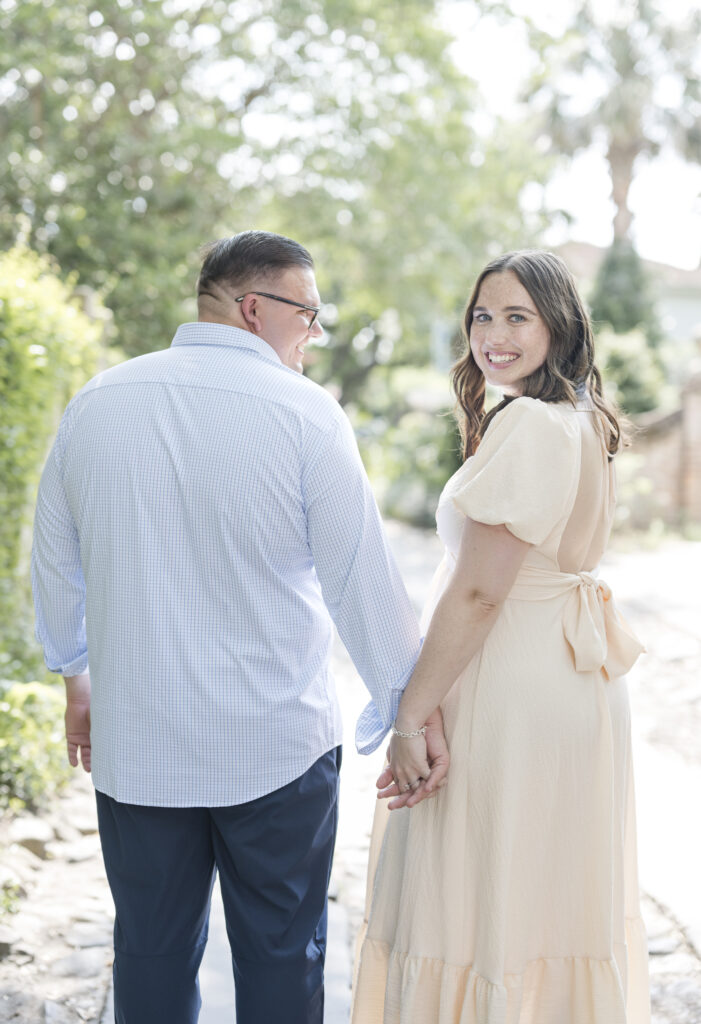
[469,270,550,396]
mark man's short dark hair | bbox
[197,231,314,297]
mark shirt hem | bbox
[91,737,343,807]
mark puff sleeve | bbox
[451,397,580,547]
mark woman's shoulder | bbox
[485,395,579,443]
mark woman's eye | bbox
[474,313,490,323]
[509,314,525,323]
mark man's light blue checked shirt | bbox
[32,323,421,807]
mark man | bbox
[32,231,448,1024]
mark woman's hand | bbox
[389,730,431,794]
[377,708,450,810]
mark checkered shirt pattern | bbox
[32,323,420,806]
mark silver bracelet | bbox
[391,722,427,739]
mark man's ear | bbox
[238,293,262,333]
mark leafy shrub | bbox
[596,327,670,416]
[589,239,662,345]
[354,366,461,527]
[588,240,669,416]
[0,247,101,680]
[0,681,71,811]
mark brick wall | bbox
[623,374,701,528]
[682,377,701,523]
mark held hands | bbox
[376,707,449,810]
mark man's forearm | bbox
[64,672,91,703]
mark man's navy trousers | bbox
[96,747,342,1024]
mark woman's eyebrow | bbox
[473,304,537,314]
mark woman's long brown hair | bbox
[452,250,624,460]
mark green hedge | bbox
[0,681,72,811]
[0,246,101,680]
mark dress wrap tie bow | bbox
[509,566,644,680]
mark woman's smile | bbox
[485,351,520,365]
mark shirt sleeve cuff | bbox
[354,645,421,756]
[50,652,89,677]
[354,688,403,756]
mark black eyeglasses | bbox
[235,291,321,328]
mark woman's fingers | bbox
[377,781,400,800]
[388,734,431,795]
[377,728,450,808]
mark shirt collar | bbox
[170,322,282,366]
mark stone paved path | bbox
[0,773,112,1024]
[1,525,700,1022]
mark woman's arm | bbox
[383,517,531,803]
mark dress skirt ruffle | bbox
[353,914,650,1024]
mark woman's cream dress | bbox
[352,397,651,1024]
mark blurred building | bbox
[558,240,701,345]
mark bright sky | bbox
[440,0,701,270]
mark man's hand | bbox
[63,674,91,772]
[376,707,449,810]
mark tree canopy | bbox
[0,0,557,538]
[524,0,701,241]
[0,0,547,361]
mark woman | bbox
[352,251,650,1024]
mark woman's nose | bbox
[487,323,510,347]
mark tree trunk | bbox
[607,139,640,240]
